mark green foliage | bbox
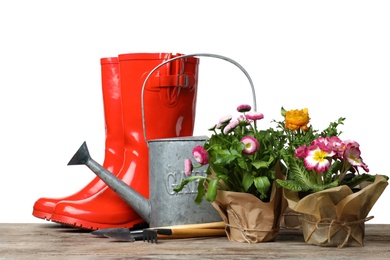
[275,111,387,193]
[276,157,339,192]
[204,128,281,202]
[341,173,389,188]
[275,116,352,193]
[173,106,286,203]
[174,105,388,203]
[320,117,345,137]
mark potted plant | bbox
[173,104,286,243]
[275,107,389,248]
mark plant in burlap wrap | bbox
[275,107,389,248]
[174,104,287,242]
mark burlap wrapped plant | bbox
[174,104,286,243]
[275,108,389,248]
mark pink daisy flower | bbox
[184,158,193,177]
[237,104,251,113]
[240,136,259,155]
[245,111,264,121]
[216,115,232,129]
[218,115,232,125]
[192,146,209,165]
[223,120,239,135]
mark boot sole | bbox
[32,209,52,221]
[50,214,145,230]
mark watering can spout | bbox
[67,141,90,166]
[67,142,151,223]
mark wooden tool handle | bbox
[158,221,225,230]
[158,228,226,239]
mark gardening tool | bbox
[142,228,226,243]
[51,53,199,230]
[103,228,143,242]
[99,221,226,242]
[67,53,257,228]
[91,221,225,237]
[32,57,126,221]
[90,222,149,237]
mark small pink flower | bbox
[304,146,333,173]
[223,120,239,134]
[312,137,332,153]
[218,115,232,125]
[344,142,369,172]
[184,158,193,177]
[216,115,232,129]
[237,114,247,122]
[237,104,251,113]
[240,136,259,155]
[245,111,264,121]
[328,136,345,159]
[192,146,209,165]
[312,136,343,159]
[294,145,307,159]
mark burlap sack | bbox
[284,175,388,248]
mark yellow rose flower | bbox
[285,108,310,131]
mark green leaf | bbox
[205,178,219,202]
[281,107,286,117]
[194,179,206,205]
[237,157,250,171]
[276,179,303,192]
[320,180,339,191]
[288,158,316,190]
[252,160,269,169]
[254,176,271,197]
[173,176,205,193]
[242,172,254,191]
[215,149,236,164]
[324,160,341,183]
[341,173,388,189]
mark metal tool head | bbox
[143,229,159,244]
[143,229,172,244]
[103,228,136,242]
[91,228,128,238]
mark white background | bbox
[1,1,389,224]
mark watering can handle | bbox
[141,53,257,143]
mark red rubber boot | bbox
[32,57,125,220]
[50,53,199,230]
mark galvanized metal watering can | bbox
[68,53,257,228]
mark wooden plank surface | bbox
[0,223,389,259]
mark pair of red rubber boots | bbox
[32,53,199,230]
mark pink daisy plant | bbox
[175,103,283,204]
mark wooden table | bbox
[1,223,389,259]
